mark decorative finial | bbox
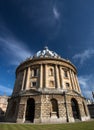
[44,46,48,50]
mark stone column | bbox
[23,68,28,90]
[44,64,47,88]
[74,73,78,92]
[69,69,74,90]
[55,65,60,89]
[75,75,81,93]
[40,64,43,88]
[21,69,26,90]
[71,71,77,90]
[26,67,31,89]
[68,70,72,90]
[72,72,78,91]
[59,66,64,89]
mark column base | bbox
[81,116,90,121]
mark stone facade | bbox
[87,104,94,118]
[0,95,9,121]
[5,47,90,123]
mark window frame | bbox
[31,68,38,77]
[49,68,54,76]
[65,82,70,87]
[64,70,68,78]
[32,82,37,87]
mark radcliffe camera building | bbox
[5,47,90,123]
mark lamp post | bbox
[63,91,69,122]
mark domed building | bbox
[6,47,90,123]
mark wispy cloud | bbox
[0,28,33,65]
[73,49,94,65]
[78,74,94,99]
[0,85,13,95]
[53,7,60,20]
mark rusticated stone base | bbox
[5,91,90,124]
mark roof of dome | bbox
[33,47,61,59]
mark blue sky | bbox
[0,0,94,100]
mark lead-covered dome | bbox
[33,47,61,59]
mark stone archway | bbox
[71,98,80,120]
[25,98,35,122]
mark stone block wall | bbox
[6,92,90,123]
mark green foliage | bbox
[0,121,94,130]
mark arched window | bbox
[49,68,53,76]
[51,98,59,117]
[71,98,80,120]
[83,102,87,116]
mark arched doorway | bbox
[25,98,35,122]
[51,98,59,118]
[71,98,80,120]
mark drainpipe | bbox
[64,91,69,122]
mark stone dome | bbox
[33,46,61,59]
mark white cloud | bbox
[0,36,33,65]
[0,24,33,65]
[73,49,94,65]
[78,75,94,99]
[53,7,60,19]
[0,85,13,95]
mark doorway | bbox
[25,98,35,122]
[71,98,80,120]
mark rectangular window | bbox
[34,69,38,76]
[49,68,54,76]
[64,70,68,78]
[32,68,38,77]
[32,82,37,87]
[66,83,70,87]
